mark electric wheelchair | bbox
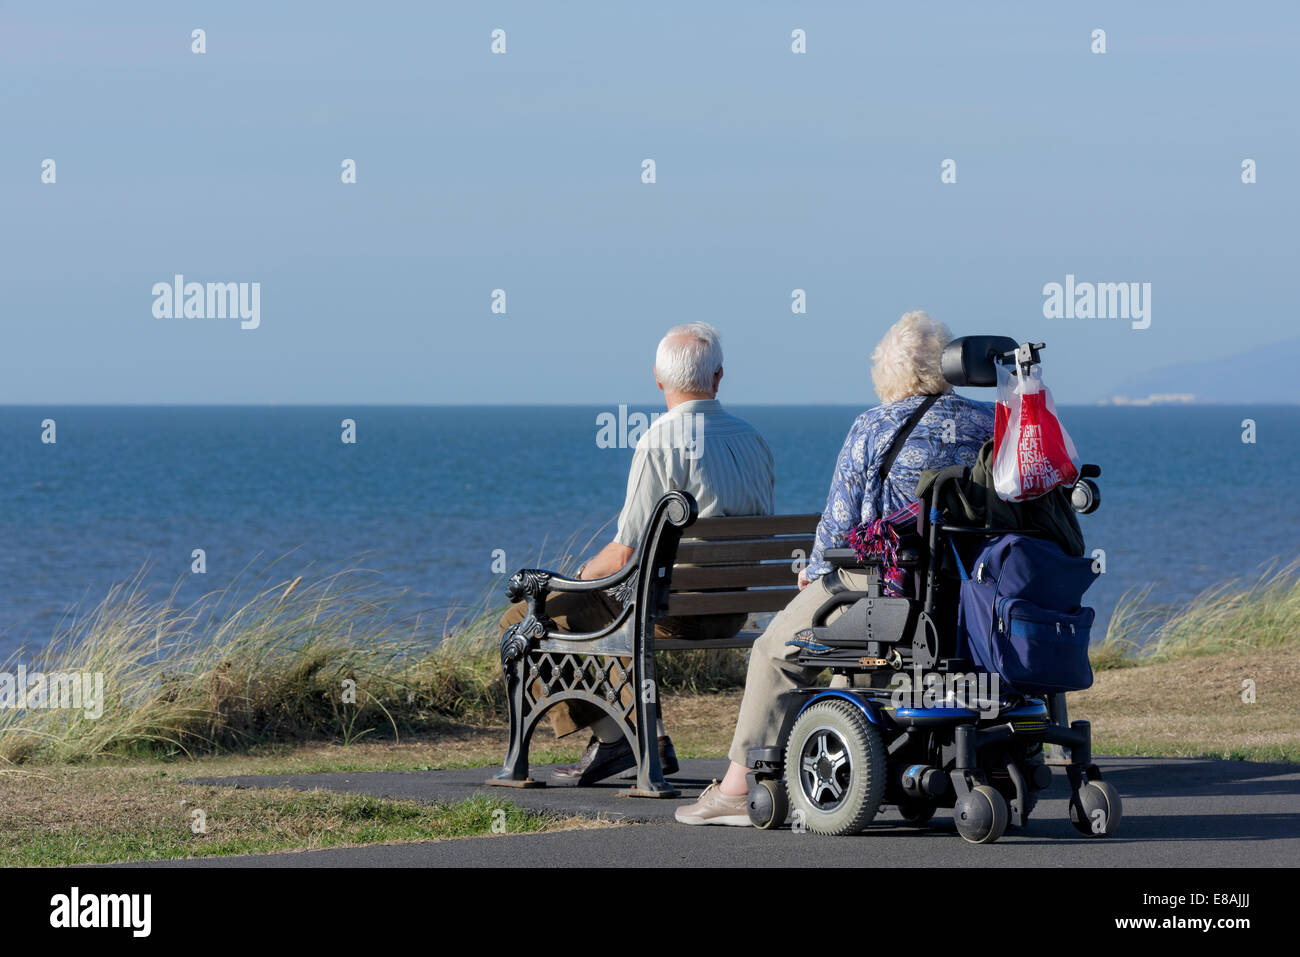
[745,336,1122,844]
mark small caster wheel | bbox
[954,784,1008,844]
[747,778,789,829]
[1070,779,1122,836]
[896,799,936,826]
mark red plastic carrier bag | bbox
[991,352,1079,502]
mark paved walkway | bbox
[129,756,1300,867]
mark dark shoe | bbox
[618,735,679,779]
[550,736,636,785]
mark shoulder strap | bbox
[878,393,941,490]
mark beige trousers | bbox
[727,567,876,766]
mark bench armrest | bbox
[501,559,641,647]
[504,559,637,604]
[503,490,698,648]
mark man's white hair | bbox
[870,311,953,405]
[655,322,724,395]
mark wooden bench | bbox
[487,490,819,797]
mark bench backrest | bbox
[665,513,821,617]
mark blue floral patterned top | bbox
[805,392,995,581]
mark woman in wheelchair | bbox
[675,310,995,827]
[676,323,1119,843]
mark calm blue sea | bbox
[2,405,1296,658]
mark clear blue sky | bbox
[3,2,1297,405]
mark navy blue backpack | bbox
[956,533,1099,696]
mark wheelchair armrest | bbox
[824,548,874,570]
[824,547,923,570]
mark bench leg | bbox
[618,649,680,799]
[619,730,679,798]
[486,627,545,789]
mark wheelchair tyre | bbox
[954,784,1008,844]
[747,778,789,830]
[896,799,936,826]
[783,699,885,836]
[1070,780,1122,836]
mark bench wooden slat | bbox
[671,563,799,590]
[685,514,821,540]
[666,588,799,616]
[654,630,761,651]
[675,538,814,564]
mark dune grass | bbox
[0,563,490,765]
[1091,558,1300,670]
[0,556,747,767]
[3,552,1295,768]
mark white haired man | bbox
[499,322,775,785]
[675,311,995,825]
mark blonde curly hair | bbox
[870,311,953,405]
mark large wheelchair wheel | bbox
[783,699,885,836]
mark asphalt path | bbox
[118,756,1300,867]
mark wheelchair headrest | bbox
[941,335,1019,388]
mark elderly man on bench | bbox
[498,321,775,785]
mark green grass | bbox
[1084,738,1298,764]
[0,778,587,867]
